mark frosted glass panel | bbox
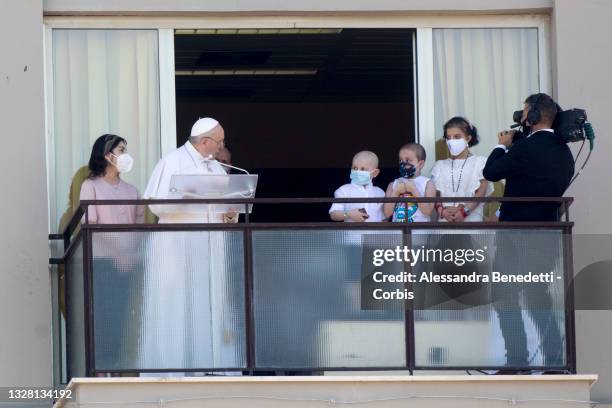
[91,231,246,370]
[82,227,569,372]
[252,230,405,369]
[414,229,566,368]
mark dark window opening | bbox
[175,28,416,221]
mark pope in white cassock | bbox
[139,118,243,373]
[144,117,235,223]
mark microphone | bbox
[204,155,250,175]
[218,161,250,175]
[203,155,255,199]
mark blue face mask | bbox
[399,161,417,178]
[350,169,372,185]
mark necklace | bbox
[451,154,471,193]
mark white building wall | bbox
[0,0,52,398]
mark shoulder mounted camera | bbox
[510,94,596,186]
[511,101,595,149]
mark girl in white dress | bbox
[431,117,493,222]
[430,117,503,366]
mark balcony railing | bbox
[49,197,575,380]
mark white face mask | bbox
[446,138,468,157]
[110,153,134,173]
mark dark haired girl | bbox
[431,117,493,222]
[80,134,143,224]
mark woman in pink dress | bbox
[80,134,144,376]
[80,134,144,224]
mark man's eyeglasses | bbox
[204,136,225,146]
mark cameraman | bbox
[483,93,574,221]
[483,93,574,370]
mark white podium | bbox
[147,174,258,223]
[168,174,258,215]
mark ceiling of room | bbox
[174,28,416,103]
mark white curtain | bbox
[433,28,540,158]
[52,29,160,228]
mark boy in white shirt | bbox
[329,151,387,222]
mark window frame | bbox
[43,13,551,229]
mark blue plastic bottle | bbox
[393,202,407,222]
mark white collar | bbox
[528,128,554,138]
[184,141,207,166]
[350,182,373,189]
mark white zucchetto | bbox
[190,117,219,137]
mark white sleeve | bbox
[144,156,178,218]
[329,186,347,214]
[430,161,446,194]
[474,156,495,196]
[430,160,442,182]
[143,158,167,199]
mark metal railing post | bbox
[243,203,256,372]
[403,225,415,374]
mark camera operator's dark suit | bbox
[483,130,574,368]
[483,129,574,221]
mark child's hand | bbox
[394,180,417,196]
[348,208,369,222]
[404,180,418,195]
[452,210,466,222]
[441,206,458,221]
[392,183,405,196]
[223,211,238,223]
